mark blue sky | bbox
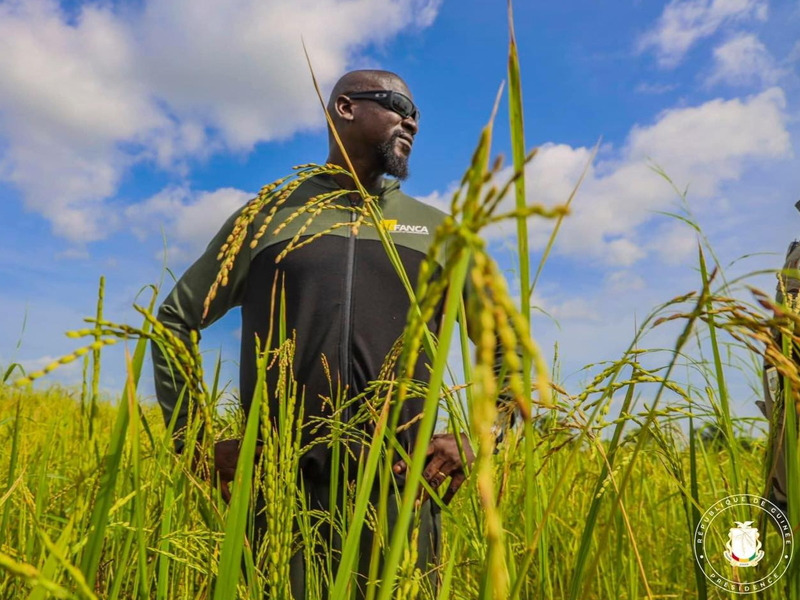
[1,0,799,422]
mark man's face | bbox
[350,78,419,180]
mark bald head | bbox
[327,69,411,113]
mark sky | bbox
[1,0,799,424]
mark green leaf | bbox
[212,340,266,600]
[79,288,157,589]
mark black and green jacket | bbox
[153,173,481,480]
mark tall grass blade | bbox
[124,347,148,599]
[577,277,711,599]
[0,552,71,599]
[377,253,473,600]
[687,413,707,600]
[89,276,105,438]
[79,288,157,588]
[781,317,800,597]
[377,86,505,599]
[26,514,74,600]
[507,3,550,596]
[1,393,22,544]
[155,485,174,600]
[212,341,266,600]
[698,245,741,493]
[566,378,636,599]
[330,396,390,599]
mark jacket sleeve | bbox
[152,207,252,452]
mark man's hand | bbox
[392,433,475,505]
[211,439,263,503]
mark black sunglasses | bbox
[345,90,420,123]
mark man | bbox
[761,209,800,515]
[153,70,480,595]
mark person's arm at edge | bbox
[152,208,252,453]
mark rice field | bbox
[1,6,797,600]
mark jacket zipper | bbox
[340,196,359,418]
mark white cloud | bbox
[417,182,458,213]
[623,88,789,190]
[0,0,165,242]
[0,0,442,243]
[544,298,601,322]
[425,88,791,267]
[787,40,800,64]
[173,188,253,249]
[647,221,700,266]
[606,238,646,266]
[531,291,600,323]
[136,0,439,148]
[563,88,790,263]
[707,33,784,87]
[605,271,646,293]
[126,186,253,258]
[638,0,768,68]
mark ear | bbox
[334,95,356,122]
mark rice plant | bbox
[1,3,796,599]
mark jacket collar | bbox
[310,172,401,198]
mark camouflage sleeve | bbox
[775,240,800,307]
[153,207,252,452]
[761,239,800,509]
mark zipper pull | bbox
[348,193,359,230]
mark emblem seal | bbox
[694,494,792,594]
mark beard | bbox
[377,132,410,180]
